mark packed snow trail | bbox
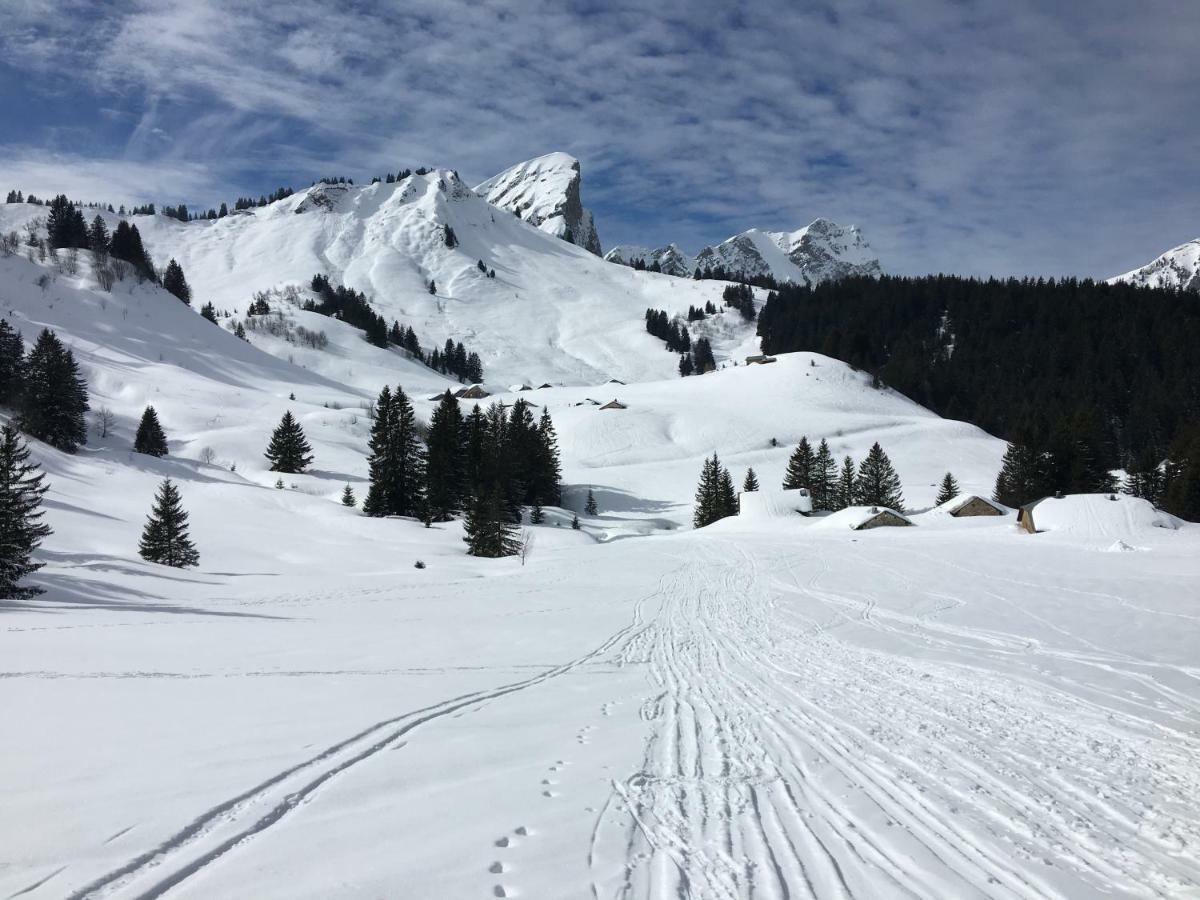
[592,536,1200,899]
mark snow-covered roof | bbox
[737,487,813,519]
[812,506,913,530]
[935,494,1007,516]
[1023,494,1181,538]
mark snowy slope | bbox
[607,219,882,285]
[475,152,602,255]
[1110,237,1200,291]
[0,179,741,389]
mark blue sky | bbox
[1,0,1197,277]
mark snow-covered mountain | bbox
[604,243,693,277]
[475,152,602,255]
[606,219,881,285]
[1110,237,1200,292]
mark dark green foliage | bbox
[571,513,581,530]
[584,488,598,516]
[856,442,904,510]
[678,353,694,377]
[722,283,756,320]
[783,437,814,491]
[46,194,88,250]
[424,390,465,521]
[443,224,458,248]
[644,309,691,354]
[0,425,52,597]
[264,410,313,473]
[935,472,960,506]
[341,484,356,507]
[837,456,857,509]
[1162,424,1200,521]
[18,329,89,453]
[248,296,270,316]
[306,274,387,347]
[690,337,716,374]
[0,319,24,406]
[362,386,425,517]
[993,442,1051,508]
[109,220,155,279]
[88,215,109,254]
[463,488,522,558]
[693,453,738,528]
[811,439,837,510]
[757,274,1200,518]
[428,279,437,295]
[138,478,199,568]
[200,302,218,324]
[134,406,168,457]
[742,467,759,492]
[530,503,544,524]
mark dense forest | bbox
[756,275,1200,518]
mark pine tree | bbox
[341,484,356,507]
[46,195,77,249]
[935,472,960,506]
[234,321,247,341]
[811,439,837,510]
[993,441,1047,508]
[693,453,736,527]
[88,215,110,254]
[464,489,521,557]
[200,302,218,324]
[18,329,89,453]
[584,488,598,516]
[533,407,562,506]
[742,467,759,492]
[718,465,737,517]
[783,437,815,491]
[0,319,24,406]
[837,455,857,509]
[133,405,168,457]
[138,478,199,568]
[0,425,52,597]
[264,411,313,473]
[362,386,425,517]
[162,259,191,305]
[855,442,904,509]
[530,503,544,524]
[678,353,694,377]
[571,513,581,530]
[424,390,465,520]
[109,221,155,280]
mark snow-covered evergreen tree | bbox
[138,478,199,568]
[264,410,313,473]
[935,472,960,505]
[133,406,168,457]
[837,456,857,509]
[341,484,356,507]
[464,489,521,557]
[855,442,904,509]
[424,390,465,521]
[742,467,759,492]
[0,425,52,597]
[0,319,24,406]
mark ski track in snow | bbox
[588,538,1200,900]
[65,594,651,900]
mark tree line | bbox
[756,274,1200,519]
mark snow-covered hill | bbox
[475,152,602,255]
[1110,237,1200,291]
[606,219,881,285]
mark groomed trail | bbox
[591,534,1200,900]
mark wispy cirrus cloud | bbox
[1,0,1197,277]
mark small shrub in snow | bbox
[414,560,426,569]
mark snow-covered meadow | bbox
[1,186,1198,899]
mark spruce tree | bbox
[162,259,191,305]
[200,302,218,324]
[993,441,1047,508]
[264,410,313,473]
[742,467,759,492]
[717,465,737,517]
[138,478,199,568]
[584,488,598,516]
[133,406,169,457]
[362,386,425,517]
[783,437,815,491]
[464,488,521,557]
[0,319,24,406]
[341,484,356,507]
[935,472,960,505]
[837,456,857,509]
[812,439,837,510]
[46,195,77,249]
[693,453,737,527]
[18,329,89,453]
[571,513,581,530]
[88,215,110,254]
[363,386,394,516]
[424,390,465,520]
[530,503,544,524]
[855,442,904,509]
[0,425,52,597]
[533,407,562,506]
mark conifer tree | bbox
[362,386,425,517]
[88,215,110,254]
[200,302,218,324]
[585,488,598,516]
[464,488,521,557]
[855,442,904,509]
[571,513,581,530]
[424,390,465,521]
[693,453,737,527]
[162,259,191,305]
[935,472,960,505]
[138,478,199,568]
[264,410,313,473]
[783,437,815,491]
[0,319,24,406]
[993,441,1047,508]
[133,405,169,457]
[742,467,759,492]
[341,484,356,507]
[533,407,562,506]
[837,455,857,509]
[812,439,837,510]
[530,503,544,524]
[718,465,737,515]
[18,329,89,453]
[0,425,52,597]
[109,221,155,280]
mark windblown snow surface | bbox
[1,194,1199,900]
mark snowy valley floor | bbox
[3,514,1199,900]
